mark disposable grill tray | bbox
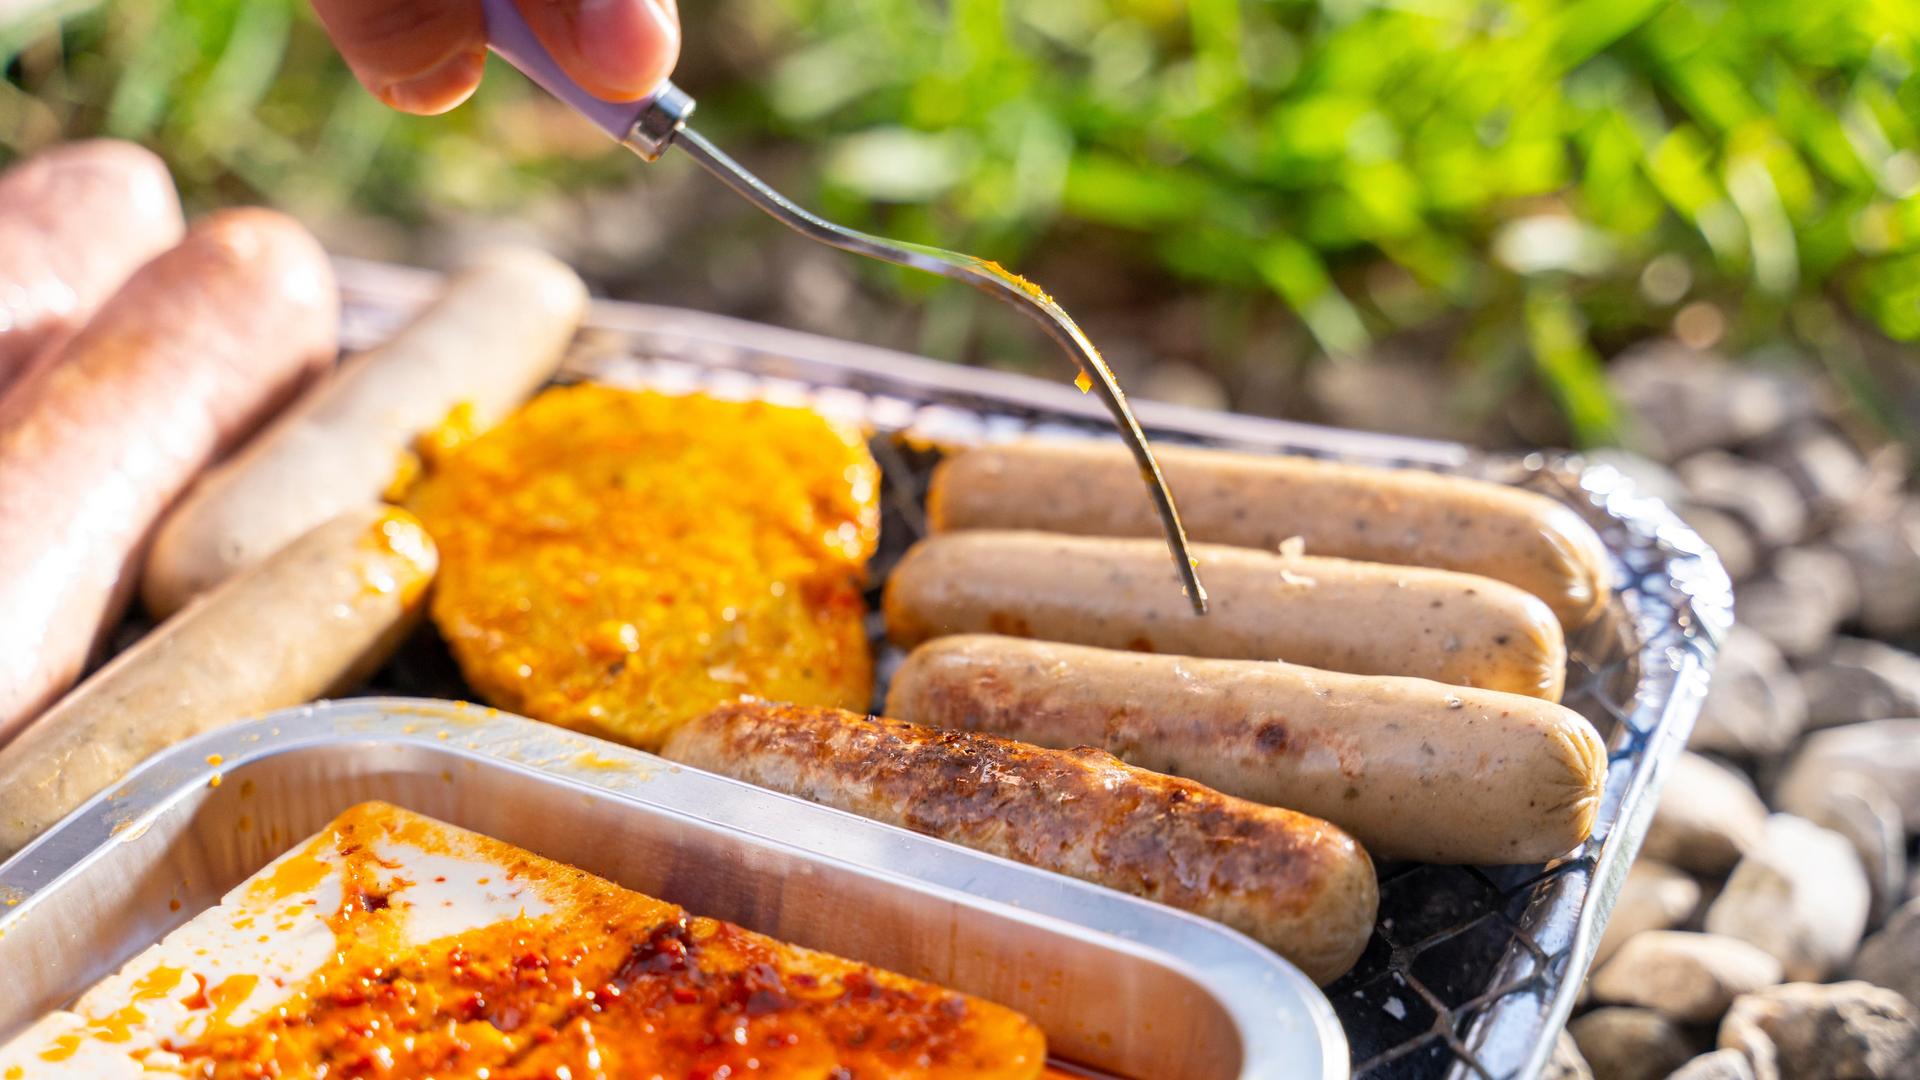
[336,257,1734,1080]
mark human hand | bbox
[311,0,680,115]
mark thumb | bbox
[514,0,681,103]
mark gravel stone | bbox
[1830,501,1920,638]
[1572,1007,1698,1080]
[1718,981,1920,1080]
[1678,452,1808,550]
[1591,931,1783,1022]
[1853,899,1920,1014]
[1548,1028,1596,1080]
[1691,628,1807,757]
[1643,753,1769,875]
[1676,504,1760,583]
[1597,860,1704,966]
[1799,638,1920,730]
[1750,422,1873,521]
[1703,815,1872,982]
[1777,720,1920,832]
[1731,546,1860,661]
[1775,770,1907,924]
[1667,1049,1756,1080]
[1610,346,1819,462]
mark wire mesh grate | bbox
[337,264,1733,1079]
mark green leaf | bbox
[1524,285,1620,446]
[1255,236,1371,359]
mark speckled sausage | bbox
[0,140,183,393]
[887,635,1607,864]
[0,209,337,739]
[928,440,1613,628]
[0,507,436,859]
[884,531,1567,700]
[142,249,586,617]
[662,701,1379,984]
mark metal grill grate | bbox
[337,259,1733,1079]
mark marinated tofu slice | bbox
[405,385,881,750]
[0,802,1045,1079]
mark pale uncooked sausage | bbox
[0,507,436,858]
[142,249,586,616]
[884,531,1568,700]
[929,439,1613,627]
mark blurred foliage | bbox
[744,0,1920,442]
[3,0,1920,443]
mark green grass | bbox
[4,0,1918,445]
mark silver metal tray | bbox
[14,257,1730,1080]
[0,698,1343,1079]
[342,259,1734,1079]
[330,258,1734,1078]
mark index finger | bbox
[310,0,488,115]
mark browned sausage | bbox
[884,531,1568,700]
[660,701,1379,984]
[0,141,183,392]
[0,209,336,738]
[928,439,1614,627]
[886,635,1608,864]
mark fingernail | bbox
[574,0,681,100]
[380,46,487,116]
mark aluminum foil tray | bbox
[0,699,1341,1078]
[336,258,1731,1078]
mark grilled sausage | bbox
[928,440,1613,627]
[0,507,436,859]
[142,249,586,616]
[887,635,1607,864]
[0,140,183,392]
[661,701,1379,984]
[0,209,336,738]
[884,531,1567,700]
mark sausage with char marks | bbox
[661,700,1379,985]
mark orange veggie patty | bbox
[405,385,880,748]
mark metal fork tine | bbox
[664,124,1209,615]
